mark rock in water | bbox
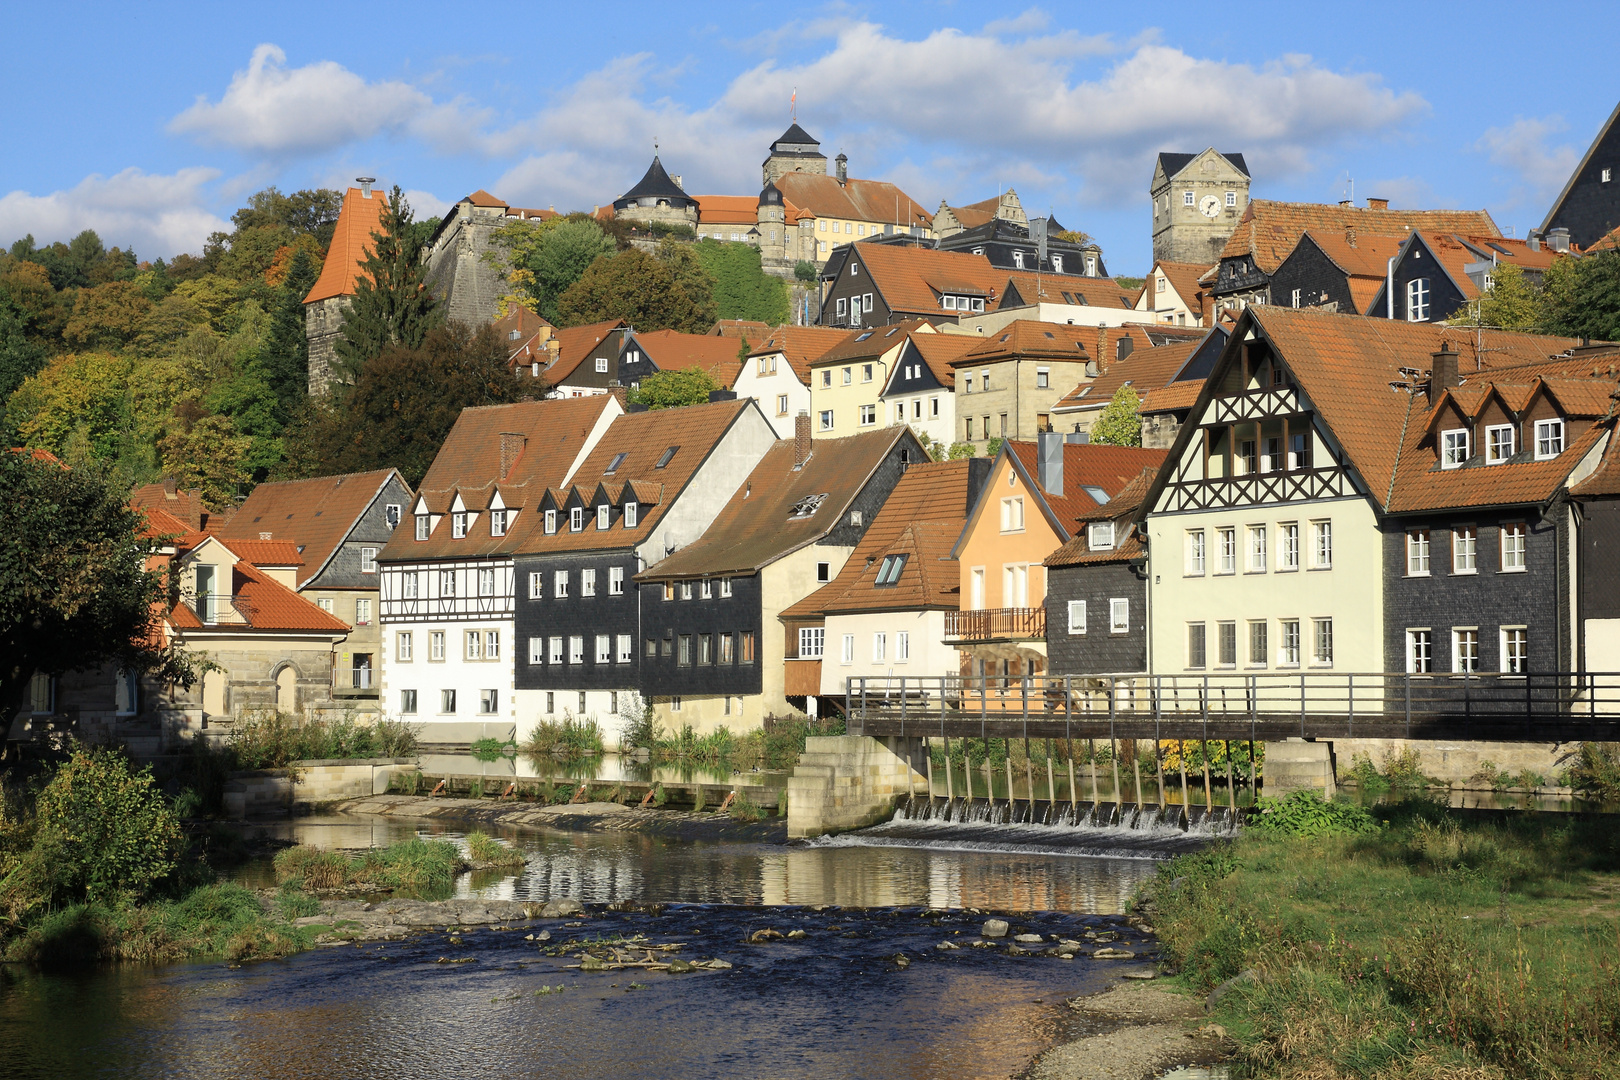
[1121,970,1157,980]
[536,930,551,942]
[541,898,584,919]
[749,928,784,944]
[703,959,733,969]
[1093,947,1135,959]
[786,929,807,939]
[666,959,695,973]
[935,941,959,951]
[1014,933,1044,944]
[981,918,1010,938]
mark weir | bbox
[894,793,1241,834]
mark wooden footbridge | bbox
[844,672,1620,743]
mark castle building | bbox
[1150,150,1251,265]
[421,190,558,330]
[612,155,701,230]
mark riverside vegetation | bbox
[1142,792,1620,1078]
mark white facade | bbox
[948,303,1160,336]
[382,615,517,739]
[733,351,812,438]
[818,609,952,695]
[880,388,956,447]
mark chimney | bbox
[794,410,812,468]
[707,389,737,402]
[1345,224,1357,248]
[1431,345,1459,392]
[162,476,178,497]
[835,153,848,185]
[1037,432,1065,496]
[1549,227,1571,253]
[1116,337,1133,362]
[546,338,561,365]
[1339,199,1353,208]
[1528,232,1541,252]
[1366,197,1389,211]
[500,432,526,478]
[357,176,375,198]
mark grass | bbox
[469,737,517,763]
[227,711,418,770]
[728,790,764,823]
[272,838,466,896]
[521,716,604,761]
[638,714,844,773]
[1144,798,1620,1078]
[465,832,525,867]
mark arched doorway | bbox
[275,666,297,714]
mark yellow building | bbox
[806,320,936,438]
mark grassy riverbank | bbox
[1143,797,1620,1078]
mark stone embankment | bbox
[334,794,787,843]
[1030,983,1232,1080]
[268,894,594,946]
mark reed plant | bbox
[272,838,465,895]
[521,714,605,761]
[228,711,418,770]
[464,832,525,867]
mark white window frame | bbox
[1247,525,1267,573]
[1452,628,1480,674]
[570,506,584,532]
[582,568,597,597]
[1068,599,1087,635]
[609,566,625,594]
[478,567,495,596]
[529,572,543,599]
[1407,530,1431,576]
[896,631,909,662]
[554,570,569,597]
[1452,526,1478,574]
[529,637,543,665]
[415,515,430,541]
[1534,419,1564,459]
[1406,276,1430,322]
[1311,520,1332,569]
[360,547,378,573]
[1186,530,1206,576]
[1486,424,1515,463]
[1441,429,1470,469]
[1407,629,1432,674]
[873,633,887,662]
[430,631,445,661]
[1278,522,1299,571]
[819,409,834,431]
[1312,618,1334,667]
[625,503,638,528]
[1089,521,1115,551]
[549,637,563,665]
[569,636,584,665]
[1109,598,1129,634]
[451,512,468,539]
[1000,496,1025,534]
[544,509,557,534]
[1216,527,1237,574]
[1500,626,1527,674]
[489,510,506,537]
[465,631,482,661]
[597,504,611,530]
[859,404,876,426]
[596,635,611,664]
[1187,622,1207,668]
[841,634,855,665]
[798,627,825,658]
[485,631,499,660]
[396,631,413,662]
[1279,619,1301,667]
[1500,523,1527,572]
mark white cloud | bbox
[0,167,229,259]
[1476,116,1580,209]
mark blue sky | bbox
[2,1,1616,275]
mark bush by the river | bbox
[227,711,418,770]
[1143,800,1620,1078]
[272,838,465,895]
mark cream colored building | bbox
[807,323,930,439]
[949,321,1094,451]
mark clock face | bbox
[1199,194,1222,218]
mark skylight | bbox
[874,553,909,586]
[854,332,874,342]
[604,452,629,474]
[1082,485,1110,504]
[788,493,828,519]
[654,446,679,469]
[1043,331,1055,338]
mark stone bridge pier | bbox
[787,735,928,839]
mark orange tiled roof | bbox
[541,319,628,384]
[136,505,193,540]
[130,482,207,530]
[635,328,766,389]
[955,320,1095,366]
[220,469,402,588]
[1570,431,1620,496]
[845,244,1010,317]
[1053,335,1204,413]
[773,174,932,230]
[1006,441,1169,534]
[1137,379,1206,414]
[304,187,390,304]
[908,333,978,387]
[1219,199,1500,276]
[1147,260,1216,321]
[780,459,978,619]
[1002,271,1136,310]
[694,196,760,226]
[166,538,348,635]
[748,325,864,384]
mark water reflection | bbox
[418,750,783,789]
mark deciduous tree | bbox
[1090,385,1143,447]
[693,240,789,324]
[627,367,721,410]
[558,247,716,333]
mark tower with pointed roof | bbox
[612,155,699,230]
[763,123,827,185]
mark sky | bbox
[2,1,1616,276]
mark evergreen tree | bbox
[261,246,317,420]
[334,186,441,384]
[1090,385,1143,447]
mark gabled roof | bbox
[1137,380,1207,415]
[1047,468,1157,567]
[939,194,1003,230]
[381,396,620,561]
[1054,336,1206,413]
[513,399,755,556]
[136,505,194,540]
[166,536,348,636]
[492,304,555,358]
[1001,271,1135,309]
[905,333,978,388]
[780,459,978,620]
[773,173,931,230]
[130,482,208,530]
[1570,429,1620,497]
[1539,100,1620,241]
[542,319,628,385]
[747,325,863,384]
[1217,200,1500,277]
[770,123,822,151]
[614,156,696,210]
[304,187,389,305]
[1146,260,1216,319]
[1001,441,1170,541]
[954,320,1095,366]
[1157,151,1249,180]
[814,320,931,366]
[634,328,766,389]
[639,426,915,578]
[220,469,405,589]
[843,244,1009,316]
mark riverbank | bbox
[331,793,789,843]
[1139,799,1620,1078]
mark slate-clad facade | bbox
[1540,101,1620,251]
[1045,560,1148,675]
[637,575,765,699]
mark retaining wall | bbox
[787,735,927,838]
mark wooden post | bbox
[963,743,972,803]
[1179,747,1191,813]
[1248,739,1257,792]
[1067,753,1077,814]
[1132,745,1144,806]
[984,753,994,813]
[1024,738,1035,818]
[1005,749,1016,820]
[1046,745,1056,806]
[1110,738,1122,806]
[1089,739,1099,805]
[944,738,955,801]
[1202,737,1213,809]
[926,745,936,809]
[1156,740,1167,808]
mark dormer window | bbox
[874,553,908,586]
[597,504,611,530]
[1089,522,1116,551]
[1535,419,1564,459]
[789,493,828,519]
[1441,429,1470,469]
[415,514,430,541]
[544,509,557,534]
[625,502,638,528]
[569,507,584,532]
[452,512,468,539]
[1485,424,1515,463]
[490,509,507,537]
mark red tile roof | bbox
[846,244,1010,317]
[1146,260,1217,322]
[908,333,978,387]
[1006,441,1169,536]
[130,482,207,530]
[774,174,932,230]
[1052,336,1204,414]
[1219,199,1500,276]
[136,505,193,540]
[634,328,765,388]
[694,196,761,226]
[219,469,403,588]
[747,325,864,384]
[1001,271,1136,310]
[166,537,348,635]
[304,187,389,304]
[955,320,1097,366]
[540,319,628,385]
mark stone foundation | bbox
[786,735,926,839]
[1262,740,1335,797]
[222,757,419,818]
[1327,738,1577,786]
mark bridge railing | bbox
[843,671,1620,740]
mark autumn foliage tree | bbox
[1090,385,1143,447]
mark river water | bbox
[0,810,1208,1080]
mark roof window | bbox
[604,452,628,475]
[788,493,828,519]
[654,446,679,469]
[1082,485,1110,504]
[854,332,873,341]
[874,553,909,586]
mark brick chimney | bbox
[545,338,561,366]
[794,410,812,468]
[1366,197,1389,211]
[500,433,526,478]
[1431,345,1459,392]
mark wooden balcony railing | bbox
[944,607,1045,643]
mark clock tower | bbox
[1150,148,1251,265]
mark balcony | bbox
[944,607,1045,644]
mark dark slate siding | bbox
[884,340,946,395]
[820,434,920,548]
[1388,241,1468,324]
[513,551,641,690]
[1044,562,1148,675]
[1543,115,1620,249]
[1578,498,1620,670]
[819,247,902,327]
[638,577,765,697]
[1268,239,1357,313]
[1381,512,1560,674]
[308,475,414,589]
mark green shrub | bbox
[465,832,525,866]
[1571,742,1620,799]
[272,838,464,895]
[227,712,417,769]
[469,737,516,762]
[1249,790,1379,838]
[522,716,604,761]
[728,790,764,822]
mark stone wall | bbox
[1327,737,1578,785]
[786,734,926,838]
[222,757,419,818]
[305,296,348,396]
[422,204,510,329]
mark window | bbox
[1033,366,1050,390]
[1186,531,1205,575]
[415,515,430,540]
[569,636,584,665]
[595,357,609,373]
[1501,627,1527,674]
[1249,620,1268,665]
[931,396,940,417]
[549,636,563,664]
[400,689,417,714]
[741,632,756,663]
[1217,527,1237,573]
[1184,190,1195,205]
[1238,440,1257,476]
[554,570,569,597]
[404,572,419,599]
[1406,277,1430,321]
[545,509,557,534]
[859,404,876,426]
[355,598,372,626]
[1535,419,1564,459]
[1289,432,1311,469]
[582,568,597,597]
[1408,629,1433,673]
[441,689,457,714]
[1110,598,1129,634]
[1486,424,1515,463]
[965,417,974,439]
[478,568,495,596]
[1226,191,1237,207]
[1012,251,1025,269]
[1606,168,1614,183]
[1311,520,1332,568]
[625,503,638,528]
[360,547,378,573]
[384,504,401,530]
[528,572,542,599]
[1272,522,1297,571]
[441,570,457,597]
[873,633,887,662]
[842,367,852,385]
[700,578,712,600]
[1401,530,1431,575]
[799,627,825,658]
[1291,288,1301,308]
[1313,619,1334,665]
[875,553,908,586]
[1497,522,1528,571]
[465,631,482,660]
[397,631,413,662]
[596,635,611,664]
[720,578,732,598]
[430,631,445,661]
[1247,525,1267,572]
[655,446,678,468]
[1000,496,1025,533]
[1452,527,1477,574]
[841,634,855,664]
[570,506,584,532]
[597,504,611,530]
[1279,620,1301,666]
[605,451,629,475]
[1187,623,1207,668]
[489,510,506,537]
[819,409,834,431]
[1089,522,1115,551]
[719,633,735,664]
[529,636,543,665]
[896,631,910,662]
[480,689,498,714]
[609,566,625,594]
[1218,621,1237,667]
[679,580,694,600]
[777,394,789,416]
[677,635,692,666]
[1441,429,1470,468]
[862,363,874,383]
[817,562,831,583]
[1453,629,1479,673]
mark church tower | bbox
[763,123,827,186]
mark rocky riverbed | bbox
[331,794,788,843]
